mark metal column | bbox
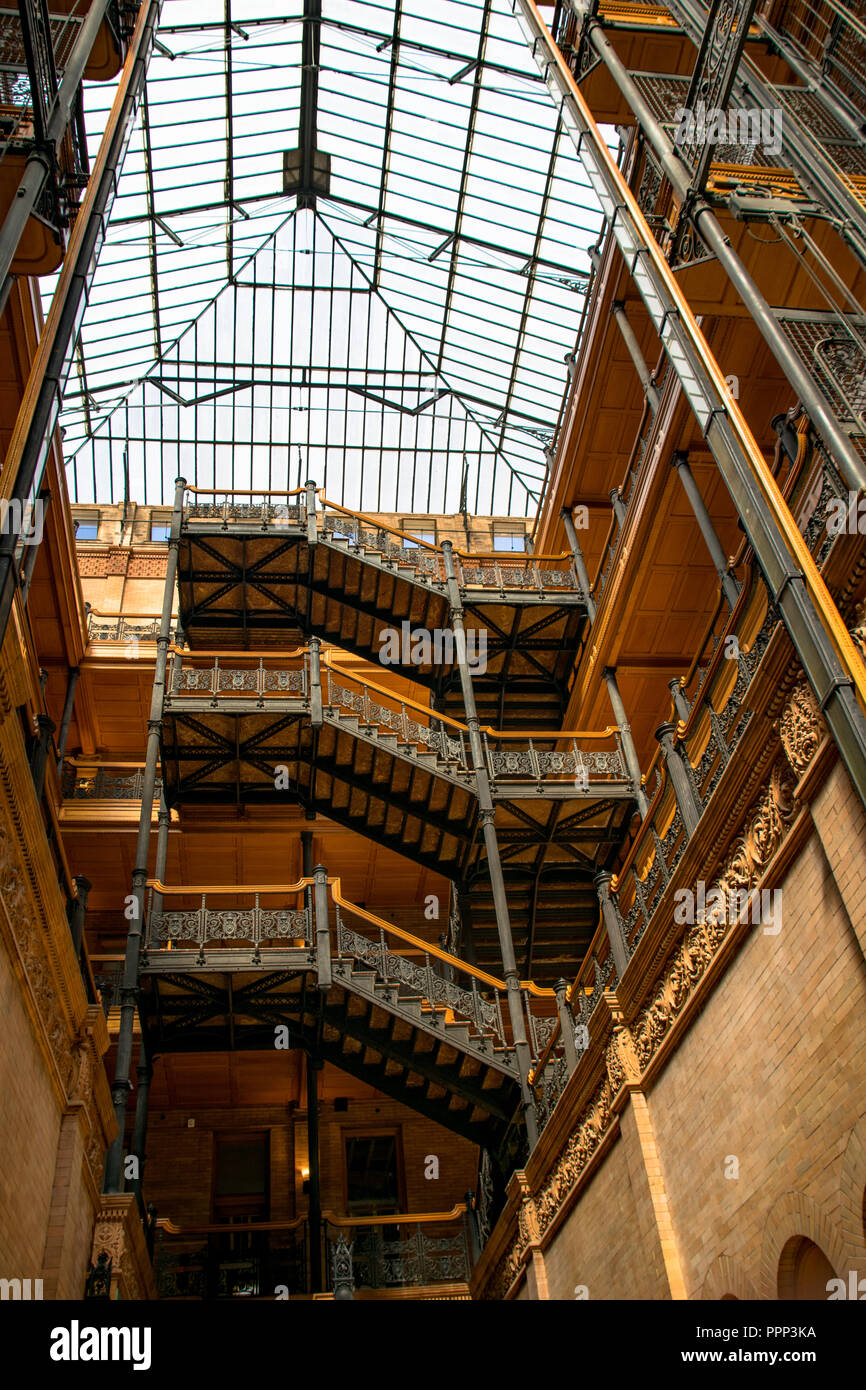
[104,475,185,1194]
[671,451,740,610]
[603,667,648,816]
[55,664,80,775]
[306,1054,323,1292]
[441,540,538,1148]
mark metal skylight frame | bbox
[47,0,605,516]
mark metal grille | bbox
[775,312,866,438]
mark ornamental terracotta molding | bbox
[631,757,796,1071]
[778,680,826,777]
[533,1074,613,1240]
[91,1196,157,1301]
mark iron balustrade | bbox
[482,730,628,787]
[180,484,585,597]
[62,765,162,801]
[87,610,176,644]
[323,1210,472,1292]
[155,1207,472,1298]
[334,902,508,1046]
[155,1219,308,1300]
[144,887,311,954]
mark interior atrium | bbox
[0,0,865,1327]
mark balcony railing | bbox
[180,485,585,597]
[154,1205,473,1298]
[164,647,629,794]
[61,763,162,802]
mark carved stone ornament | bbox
[631,758,795,1070]
[850,600,866,664]
[778,680,827,776]
[0,819,72,1081]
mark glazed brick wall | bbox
[0,934,62,1283]
[541,1112,671,1300]
[811,760,866,957]
[644,819,866,1296]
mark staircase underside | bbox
[177,533,587,729]
[159,709,633,983]
[138,965,520,1156]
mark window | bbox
[74,522,98,540]
[401,525,435,549]
[492,530,526,552]
[213,1131,270,1222]
[344,1133,402,1215]
[150,523,170,542]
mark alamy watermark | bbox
[378,620,487,675]
[673,879,782,934]
[0,498,44,545]
[674,102,783,159]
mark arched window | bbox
[777,1236,836,1300]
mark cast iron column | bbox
[560,505,596,621]
[68,873,91,958]
[594,870,630,979]
[306,1053,323,1292]
[656,721,703,837]
[30,714,55,800]
[671,452,740,610]
[104,476,185,1194]
[611,301,660,413]
[149,796,170,943]
[441,540,538,1147]
[603,667,648,817]
[55,663,80,776]
[131,1051,153,1205]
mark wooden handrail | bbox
[157,1206,467,1236]
[147,874,554,997]
[329,879,554,997]
[184,485,306,498]
[167,646,619,743]
[321,1205,467,1228]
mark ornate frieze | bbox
[631,758,796,1069]
[779,680,827,777]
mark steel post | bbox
[655,720,702,836]
[603,666,648,816]
[560,505,596,620]
[104,474,184,1194]
[55,663,80,775]
[594,870,630,979]
[671,451,740,610]
[441,540,538,1148]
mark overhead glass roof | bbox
[49,0,606,515]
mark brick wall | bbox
[143,1093,478,1227]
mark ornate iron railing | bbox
[335,903,508,1044]
[144,887,310,953]
[87,611,175,644]
[180,485,585,596]
[324,1211,471,1291]
[61,765,162,802]
[155,1220,308,1299]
